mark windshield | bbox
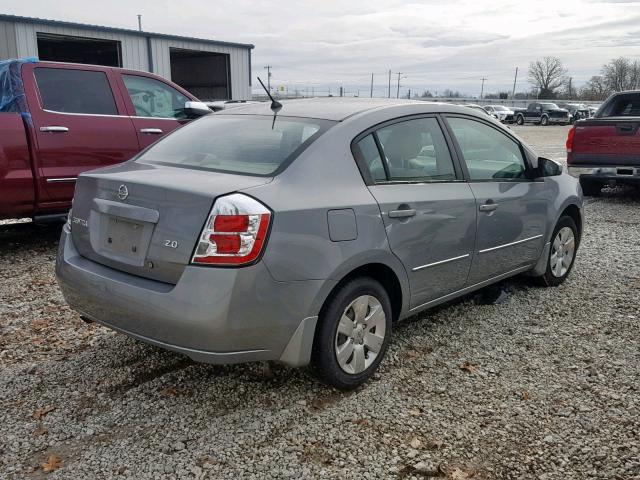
[541,103,560,109]
[493,106,509,111]
[137,115,333,176]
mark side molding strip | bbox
[412,253,470,272]
[478,234,543,254]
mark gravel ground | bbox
[1,126,639,479]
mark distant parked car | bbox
[464,104,498,119]
[567,90,640,195]
[56,99,583,390]
[206,100,261,112]
[515,102,570,126]
[483,105,515,123]
[557,103,590,124]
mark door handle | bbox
[479,203,499,212]
[388,209,416,218]
[40,126,69,133]
[140,128,164,134]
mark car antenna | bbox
[257,76,282,129]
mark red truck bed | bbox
[567,91,640,195]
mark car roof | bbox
[216,97,486,121]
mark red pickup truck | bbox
[567,91,640,195]
[0,59,211,221]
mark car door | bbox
[24,64,139,204]
[444,115,548,284]
[353,116,477,309]
[117,73,193,149]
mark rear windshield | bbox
[599,93,640,117]
[138,115,333,176]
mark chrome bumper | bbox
[568,166,640,179]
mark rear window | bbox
[34,67,118,115]
[599,93,640,117]
[137,115,333,176]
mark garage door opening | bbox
[37,32,122,67]
[170,48,230,101]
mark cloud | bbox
[0,0,638,94]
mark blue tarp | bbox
[0,57,38,114]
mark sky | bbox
[2,0,640,97]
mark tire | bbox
[540,115,549,126]
[516,115,524,125]
[536,216,579,287]
[580,178,603,196]
[311,277,392,390]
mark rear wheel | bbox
[311,277,392,390]
[516,115,524,125]
[540,115,549,126]
[580,178,603,196]
[536,216,578,287]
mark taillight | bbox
[192,193,271,266]
[566,125,576,153]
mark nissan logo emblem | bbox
[117,185,129,200]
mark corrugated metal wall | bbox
[12,21,150,71]
[0,21,18,58]
[0,19,251,100]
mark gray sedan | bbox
[56,99,583,389]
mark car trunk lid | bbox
[70,161,271,284]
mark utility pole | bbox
[511,67,518,99]
[396,72,403,99]
[408,89,411,99]
[370,73,374,98]
[339,86,343,97]
[480,77,487,99]
[263,66,272,93]
[568,77,573,99]
[388,70,391,98]
[137,14,142,31]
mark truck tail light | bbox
[566,125,576,164]
[192,193,271,266]
[566,125,576,154]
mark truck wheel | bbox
[311,277,392,390]
[580,178,603,196]
[536,216,579,287]
[516,115,524,125]
[540,115,549,126]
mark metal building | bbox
[0,14,254,100]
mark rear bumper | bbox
[568,166,640,183]
[55,225,322,367]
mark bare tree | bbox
[528,57,568,99]
[580,75,610,101]
[602,57,640,91]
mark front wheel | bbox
[540,115,549,126]
[311,277,392,390]
[516,115,524,125]
[536,216,578,287]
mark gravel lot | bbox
[1,126,639,479]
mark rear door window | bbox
[137,115,333,176]
[34,67,118,115]
[376,117,457,182]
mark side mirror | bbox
[184,101,212,118]
[537,157,563,177]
